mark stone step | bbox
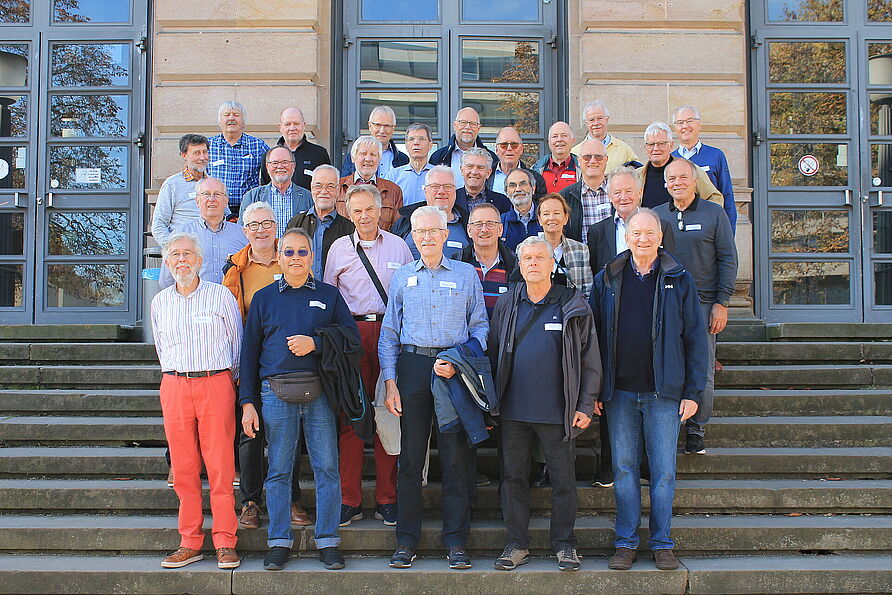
[2,447,890,480]
[716,342,892,364]
[716,365,892,389]
[0,325,137,343]
[0,342,158,365]
[2,479,889,516]
[3,415,889,448]
[714,389,892,416]
[0,554,889,595]
[0,365,161,389]
[767,323,892,342]
[0,514,889,555]
[0,390,159,416]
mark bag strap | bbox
[513,301,549,347]
[350,235,388,306]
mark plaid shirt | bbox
[207,133,269,211]
[580,180,610,238]
[556,237,593,299]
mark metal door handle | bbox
[36,195,42,205]
[845,189,851,205]
[13,192,22,208]
[880,190,885,207]
[47,192,54,208]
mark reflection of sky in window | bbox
[766,0,842,22]
[54,0,130,23]
[462,0,538,21]
[362,0,438,21]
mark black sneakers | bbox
[389,545,416,568]
[263,546,290,571]
[684,434,707,455]
[318,547,346,570]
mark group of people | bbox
[149,99,738,573]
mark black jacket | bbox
[315,324,375,443]
[487,163,548,201]
[341,139,409,177]
[558,181,588,242]
[456,187,512,214]
[390,200,470,240]
[429,134,499,170]
[285,210,355,272]
[587,213,676,276]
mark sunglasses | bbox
[282,248,310,258]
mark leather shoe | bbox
[608,547,637,570]
[216,547,240,569]
[654,548,679,570]
[166,468,174,488]
[161,547,203,568]
[291,502,312,526]
[239,501,260,529]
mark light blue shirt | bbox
[614,211,628,255]
[678,141,703,160]
[159,218,248,289]
[491,168,508,195]
[311,208,335,279]
[385,163,431,205]
[404,215,470,260]
[379,148,395,177]
[602,133,612,148]
[450,148,466,189]
[379,256,488,381]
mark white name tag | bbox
[211,159,225,167]
[544,323,563,331]
[498,286,508,294]
[193,315,212,324]
[561,172,576,178]
[387,261,401,270]
[440,281,457,289]
[407,276,418,287]
[446,240,463,249]
[304,169,314,176]
[686,224,702,231]
[309,300,326,309]
[701,165,711,172]
[243,154,253,159]
[188,192,197,199]
[273,274,282,280]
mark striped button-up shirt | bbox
[159,218,248,289]
[580,180,610,238]
[268,184,292,238]
[378,256,488,381]
[151,280,243,379]
[207,133,270,211]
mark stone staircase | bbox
[0,323,891,594]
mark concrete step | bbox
[0,365,161,389]
[0,390,159,416]
[3,415,889,448]
[2,479,889,515]
[0,514,889,555]
[767,323,892,342]
[2,447,890,480]
[716,365,892,389]
[0,342,158,365]
[716,342,892,364]
[0,325,138,342]
[713,389,892,416]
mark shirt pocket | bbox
[435,286,466,324]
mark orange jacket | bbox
[222,239,280,319]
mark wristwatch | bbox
[718,299,730,307]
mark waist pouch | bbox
[268,371,322,404]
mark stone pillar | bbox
[569,0,754,312]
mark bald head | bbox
[279,107,307,148]
[495,127,523,170]
[548,121,575,162]
[453,107,481,149]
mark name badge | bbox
[544,323,563,331]
[304,169,314,176]
[192,315,212,324]
[407,276,418,287]
[273,274,282,280]
[440,281,457,289]
[686,224,702,231]
[498,286,508,294]
[387,261,402,270]
[309,300,326,309]
[188,192,197,199]
[243,154,253,159]
[446,240,463,249]
[700,165,711,172]
[561,172,576,179]
[211,159,225,167]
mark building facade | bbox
[0,0,889,325]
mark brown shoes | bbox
[291,502,313,526]
[161,547,203,568]
[239,502,261,529]
[166,468,174,488]
[608,547,638,570]
[653,548,679,570]
[217,547,241,569]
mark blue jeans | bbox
[605,390,680,551]
[261,380,341,549]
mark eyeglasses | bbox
[281,248,310,258]
[644,141,672,149]
[369,121,395,129]
[311,183,339,192]
[469,220,500,229]
[496,141,521,150]
[198,191,227,199]
[454,119,480,128]
[585,116,607,124]
[506,180,531,189]
[244,219,276,231]
[674,118,700,127]
[580,154,607,162]
[411,228,446,237]
[268,160,294,167]
[168,249,197,260]
[425,183,455,192]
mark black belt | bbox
[402,345,443,358]
[165,369,229,378]
[353,313,384,322]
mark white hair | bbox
[162,232,203,261]
[672,105,701,122]
[461,147,493,169]
[311,164,340,182]
[345,184,383,211]
[644,121,674,142]
[516,235,554,260]
[427,164,456,183]
[242,201,274,222]
[350,135,383,159]
[368,105,396,123]
[606,166,642,194]
[411,205,447,229]
[217,100,246,122]
[581,100,610,120]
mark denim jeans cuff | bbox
[314,537,341,549]
[614,538,640,550]
[268,538,294,549]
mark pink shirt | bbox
[323,229,413,315]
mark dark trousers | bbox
[500,419,577,550]
[238,402,302,506]
[396,350,472,548]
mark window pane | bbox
[0,45,29,86]
[769,92,846,135]
[50,95,129,138]
[51,43,129,87]
[767,0,843,22]
[462,40,539,83]
[462,0,538,21]
[48,212,126,256]
[46,263,125,308]
[869,43,892,95]
[462,90,539,135]
[869,0,892,22]
[875,262,892,304]
[870,144,892,186]
[53,0,129,23]
[870,97,892,135]
[0,1,29,23]
[769,42,845,84]
[361,0,438,21]
[360,41,438,84]
[0,211,23,253]
[770,143,848,187]
[874,211,892,253]
[0,146,27,189]
[0,95,27,138]
[0,263,22,307]
[772,261,850,305]
[771,210,849,253]
[360,91,438,135]
[49,145,128,190]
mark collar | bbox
[270,183,293,195]
[414,255,453,272]
[582,179,607,194]
[278,135,306,151]
[353,172,377,185]
[222,133,244,147]
[629,257,658,280]
[614,210,625,225]
[278,275,316,292]
[182,167,205,182]
[309,207,336,221]
[201,218,227,232]
[548,156,571,169]
[679,141,702,158]
[353,229,384,244]
[514,202,534,220]
[602,133,612,147]
[174,278,206,299]
[521,282,561,305]
[669,196,700,212]
[247,246,278,266]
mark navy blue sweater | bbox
[239,277,357,405]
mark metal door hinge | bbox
[548,35,558,49]
[136,36,148,53]
[752,132,764,146]
[343,37,354,48]
[134,134,146,148]
[751,36,762,49]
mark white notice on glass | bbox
[75,168,101,184]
